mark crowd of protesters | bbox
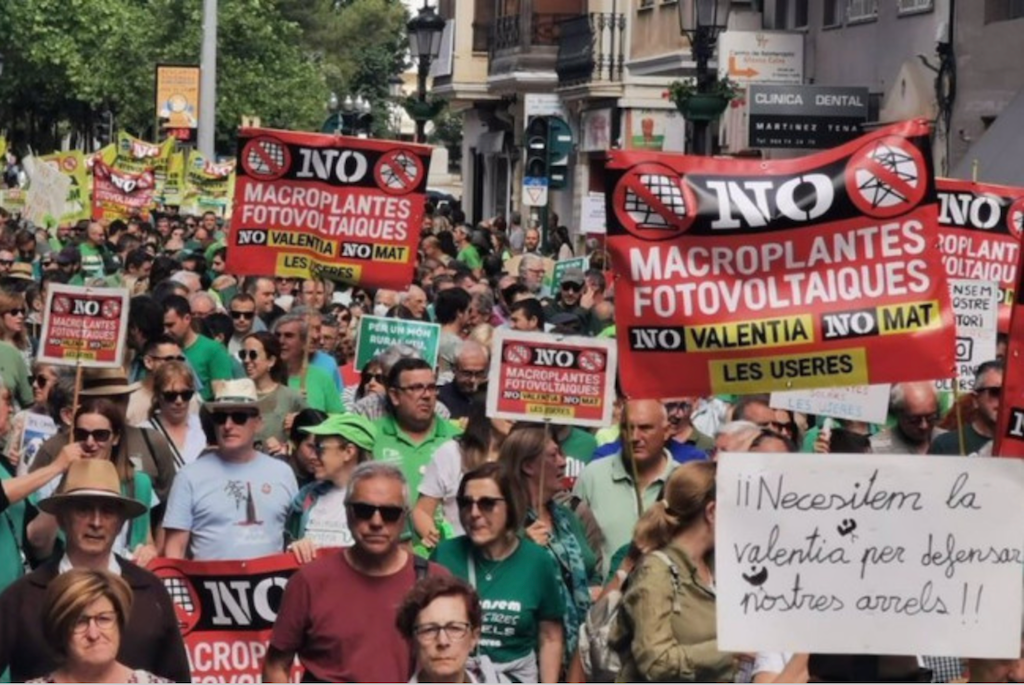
[0,200,1020,683]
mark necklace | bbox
[474,538,519,582]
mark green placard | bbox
[354,315,441,370]
[550,256,590,293]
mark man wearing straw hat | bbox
[0,460,190,683]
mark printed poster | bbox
[38,284,130,368]
[994,251,1024,458]
[353,315,440,370]
[156,64,200,129]
[40,150,90,224]
[92,161,156,221]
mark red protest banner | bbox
[38,284,130,368]
[92,160,156,220]
[485,329,617,428]
[150,553,305,682]
[605,119,956,398]
[227,128,432,289]
[936,178,1024,332]
[994,251,1024,457]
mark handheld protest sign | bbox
[994,253,1024,457]
[353,315,441,371]
[38,284,130,369]
[227,128,432,289]
[770,384,891,426]
[716,451,1024,659]
[485,329,617,428]
[605,119,957,399]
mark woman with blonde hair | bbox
[0,289,32,367]
[142,361,206,470]
[610,460,734,683]
[28,568,170,683]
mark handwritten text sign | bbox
[936,279,999,393]
[717,452,1024,658]
[770,384,891,425]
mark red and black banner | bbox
[936,178,1024,333]
[994,247,1024,458]
[604,119,956,398]
[92,161,156,221]
[227,128,432,289]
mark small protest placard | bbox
[770,384,891,425]
[486,329,617,428]
[581,192,606,235]
[550,256,590,293]
[936,279,999,392]
[717,452,1024,658]
[38,284,130,368]
[353,315,440,370]
[19,413,58,473]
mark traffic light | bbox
[94,110,114,148]
[524,116,549,180]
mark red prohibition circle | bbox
[1007,197,1024,240]
[53,296,71,315]
[61,156,78,172]
[374,149,424,196]
[241,136,292,181]
[101,299,120,319]
[577,350,606,372]
[612,162,697,241]
[845,135,927,219]
[150,564,201,636]
[504,343,531,365]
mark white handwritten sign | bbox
[936,279,999,392]
[770,384,891,425]
[717,452,1024,658]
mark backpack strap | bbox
[413,553,429,581]
[650,549,682,613]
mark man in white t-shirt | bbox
[162,379,297,560]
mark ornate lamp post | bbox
[676,0,733,154]
[324,92,373,137]
[405,1,446,143]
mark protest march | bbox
[1,92,1024,685]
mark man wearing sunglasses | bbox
[929,359,1003,456]
[264,462,449,683]
[543,268,590,325]
[227,293,260,355]
[871,382,944,456]
[162,379,297,561]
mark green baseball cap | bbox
[302,413,377,451]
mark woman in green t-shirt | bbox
[430,462,565,683]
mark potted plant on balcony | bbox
[667,77,741,122]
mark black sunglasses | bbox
[364,372,385,383]
[162,390,195,403]
[3,308,25,317]
[74,428,113,443]
[456,496,505,513]
[561,282,582,292]
[29,374,52,389]
[149,354,186,363]
[238,350,260,362]
[230,310,255,320]
[211,411,257,426]
[0,260,13,267]
[349,502,405,523]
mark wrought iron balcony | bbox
[556,12,625,87]
[489,10,583,78]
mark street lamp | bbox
[325,92,373,137]
[678,0,732,154]
[406,1,445,143]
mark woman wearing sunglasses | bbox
[27,399,158,567]
[430,462,565,683]
[285,414,377,564]
[141,362,206,471]
[0,289,33,370]
[7,362,60,473]
[241,332,305,456]
[503,424,600,672]
[342,355,387,411]
[286,408,328,487]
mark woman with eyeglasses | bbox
[27,399,158,567]
[396,575,507,684]
[141,362,206,470]
[502,424,600,672]
[0,289,33,369]
[241,331,305,456]
[430,462,565,683]
[413,400,511,548]
[286,408,328,487]
[284,413,377,564]
[7,362,60,473]
[27,568,171,684]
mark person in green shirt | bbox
[929,359,1003,456]
[454,224,482,275]
[162,294,234,401]
[431,462,565,683]
[79,221,114,280]
[272,314,344,414]
[373,358,461,498]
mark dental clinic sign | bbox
[749,85,869,150]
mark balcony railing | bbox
[490,12,581,54]
[556,12,625,86]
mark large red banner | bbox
[936,178,1024,332]
[605,119,956,398]
[92,161,156,220]
[227,128,432,289]
[150,553,305,683]
[994,248,1024,458]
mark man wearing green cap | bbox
[285,413,377,563]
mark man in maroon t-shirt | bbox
[263,462,449,683]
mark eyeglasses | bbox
[756,420,788,433]
[396,383,438,395]
[162,390,195,403]
[18,251,35,260]
[72,612,118,635]
[3,308,25,317]
[29,374,52,389]
[211,411,257,426]
[149,354,186,363]
[349,501,405,523]
[73,428,113,443]
[561,282,582,292]
[364,372,385,383]
[456,496,505,513]
[903,412,940,426]
[413,621,472,644]
[455,369,488,380]
[314,441,347,457]
[238,350,261,362]
[0,260,13,267]
[665,401,692,413]
[976,386,1002,398]
[230,310,255,320]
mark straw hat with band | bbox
[5,263,34,281]
[38,460,147,518]
[206,378,260,411]
[79,367,142,397]
[302,414,377,452]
